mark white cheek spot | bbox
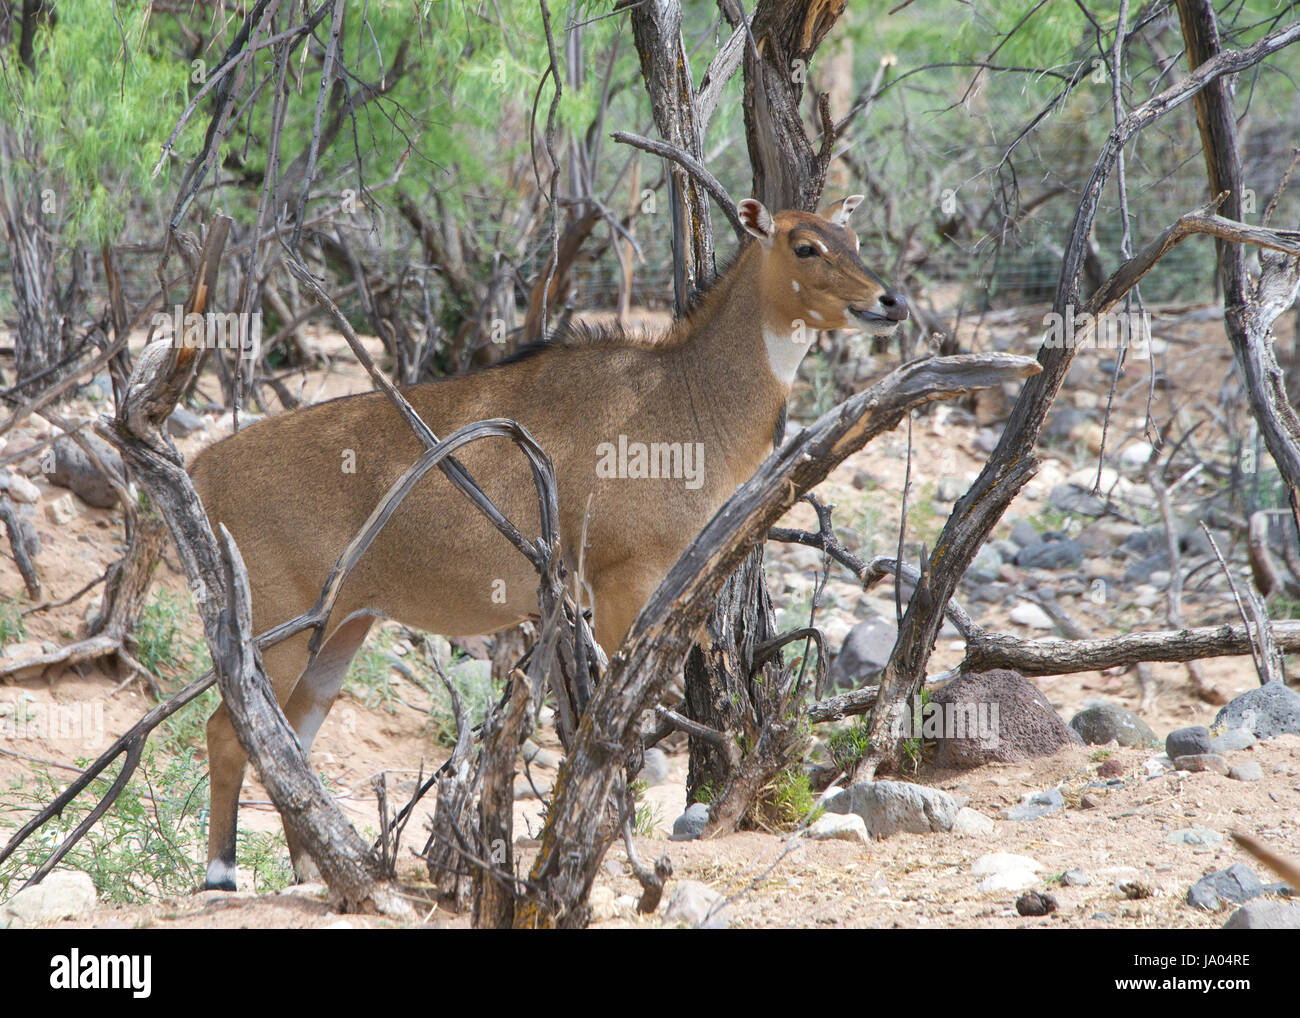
[791,280,800,293]
[811,238,829,254]
[206,859,237,888]
[808,309,823,322]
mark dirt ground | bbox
[1,303,1298,929]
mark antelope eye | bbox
[794,244,818,258]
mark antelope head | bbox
[738,196,909,351]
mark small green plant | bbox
[0,597,27,648]
[0,749,208,904]
[1090,748,1113,762]
[345,628,399,712]
[134,589,206,682]
[237,830,293,894]
[693,780,716,806]
[901,736,923,774]
[633,799,663,838]
[827,720,872,775]
[752,768,821,832]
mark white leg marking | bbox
[206,858,237,889]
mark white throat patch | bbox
[763,324,813,386]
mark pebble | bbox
[663,880,730,929]
[1228,762,1262,782]
[1210,728,1258,754]
[1173,753,1229,775]
[670,803,710,841]
[1005,788,1064,822]
[951,807,996,838]
[972,853,1042,893]
[1187,863,1264,911]
[1016,891,1058,916]
[1165,726,1211,759]
[1164,827,1224,847]
[1009,602,1055,630]
[807,813,869,844]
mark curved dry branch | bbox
[514,351,1040,928]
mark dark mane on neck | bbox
[481,241,750,371]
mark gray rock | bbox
[1010,602,1055,629]
[45,436,123,508]
[968,544,1003,583]
[1228,762,1263,782]
[1214,682,1300,740]
[951,806,996,838]
[1187,863,1264,911]
[1062,868,1090,887]
[670,803,710,841]
[638,748,669,787]
[1164,827,1224,846]
[972,852,1042,892]
[1015,538,1084,570]
[825,780,958,839]
[1173,753,1229,775]
[9,505,39,558]
[166,406,205,437]
[926,669,1082,770]
[0,871,98,929]
[663,880,730,929]
[991,539,1020,561]
[1120,527,1165,557]
[1005,788,1064,822]
[1221,900,1300,929]
[936,476,966,502]
[0,470,40,503]
[806,813,869,844]
[1009,518,1041,548]
[1070,703,1159,748]
[1124,553,1170,585]
[1210,728,1257,753]
[827,617,897,689]
[1049,484,1106,517]
[1165,726,1211,759]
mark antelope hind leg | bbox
[278,612,376,883]
[203,617,374,890]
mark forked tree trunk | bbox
[681,0,845,827]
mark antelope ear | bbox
[823,194,864,227]
[738,198,775,243]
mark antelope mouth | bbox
[848,306,902,334]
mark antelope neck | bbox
[668,245,800,467]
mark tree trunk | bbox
[681,0,845,829]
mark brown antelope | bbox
[190,196,908,889]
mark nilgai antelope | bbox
[191,196,908,889]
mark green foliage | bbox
[827,719,872,775]
[344,627,400,712]
[134,589,208,682]
[0,749,207,904]
[2,0,195,244]
[0,598,27,648]
[754,768,821,832]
